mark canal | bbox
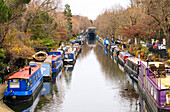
[11,43,140,112]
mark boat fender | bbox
[12,95,16,99]
[132,76,138,83]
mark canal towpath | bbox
[0,83,14,112]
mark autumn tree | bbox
[64,4,72,39]
[142,0,170,48]
[0,48,6,67]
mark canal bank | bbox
[0,83,14,112]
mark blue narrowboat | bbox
[29,61,52,81]
[103,39,110,48]
[63,49,76,64]
[3,65,43,105]
[48,51,63,73]
[117,51,132,67]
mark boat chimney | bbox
[29,67,31,75]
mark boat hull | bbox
[3,79,43,105]
[138,80,170,112]
[124,64,138,83]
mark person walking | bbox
[0,66,5,84]
[5,66,11,76]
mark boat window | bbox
[135,65,138,71]
[34,76,36,82]
[151,85,153,96]
[166,93,170,105]
[36,74,38,80]
[53,63,56,68]
[148,81,150,91]
[10,82,20,88]
[154,89,157,100]
[30,79,32,86]
[146,79,148,89]
[38,72,40,78]
[132,64,134,70]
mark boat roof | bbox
[8,66,41,80]
[48,51,62,55]
[142,61,170,68]
[127,57,140,65]
[119,51,132,57]
[44,55,52,63]
[52,55,61,61]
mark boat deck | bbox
[142,62,169,68]
[159,74,170,89]
[142,61,170,89]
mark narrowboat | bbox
[33,51,48,62]
[63,49,76,64]
[103,39,110,49]
[3,65,43,105]
[97,37,104,45]
[75,36,84,46]
[109,45,116,59]
[29,57,52,82]
[138,61,170,112]
[117,51,132,67]
[124,57,140,83]
[113,47,120,61]
[48,51,63,73]
[73,43,81,57]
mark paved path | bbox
[0,83,13,112]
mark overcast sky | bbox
[62,0,130,20]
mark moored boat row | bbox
[3,35,85,109]
[96,37,170,111]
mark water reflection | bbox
[63,64,74,87]
[94,43,139,111]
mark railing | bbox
[147,68,170,89]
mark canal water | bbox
[11,43,140,112]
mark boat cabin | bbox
[138,61,170,110]
[118,51,132,66]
